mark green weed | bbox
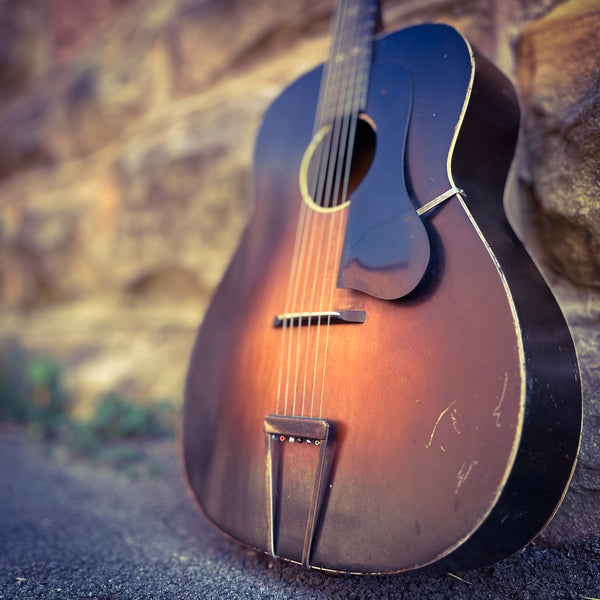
[0,341,177,475]
[0,342,70,437]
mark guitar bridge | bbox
[263,415,334,568]
[273,310,365,328]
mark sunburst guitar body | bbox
[183,3,581,575]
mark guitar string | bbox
[275,173,310,415]
[277,0,371,418]
[309,0,364,416]
[296,0,367,418]
[275,90,338,414]
[298,0,357,417]
[317,1,377,417]
[298,0,356,417]
[276,0,348,416]
[275,89,332,415]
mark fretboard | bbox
[316,0,380,128]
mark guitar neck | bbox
[316,0,380,127]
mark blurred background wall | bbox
[0,0,598,541]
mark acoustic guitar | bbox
[183,0,581,574]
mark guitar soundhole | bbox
[301,115,376,211]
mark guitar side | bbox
[183,24,581,574]
[434,41,582,571]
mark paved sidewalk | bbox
[1,427,598,600]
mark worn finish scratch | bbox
[450,408,461,434]
[425,400,457,448]
[493,372,508,427]
[455,460,479,494]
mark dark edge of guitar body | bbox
[426,44,583,573]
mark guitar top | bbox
[183,0,581,574]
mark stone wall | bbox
[0,0,598,543]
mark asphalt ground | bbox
[1,427,599,600]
